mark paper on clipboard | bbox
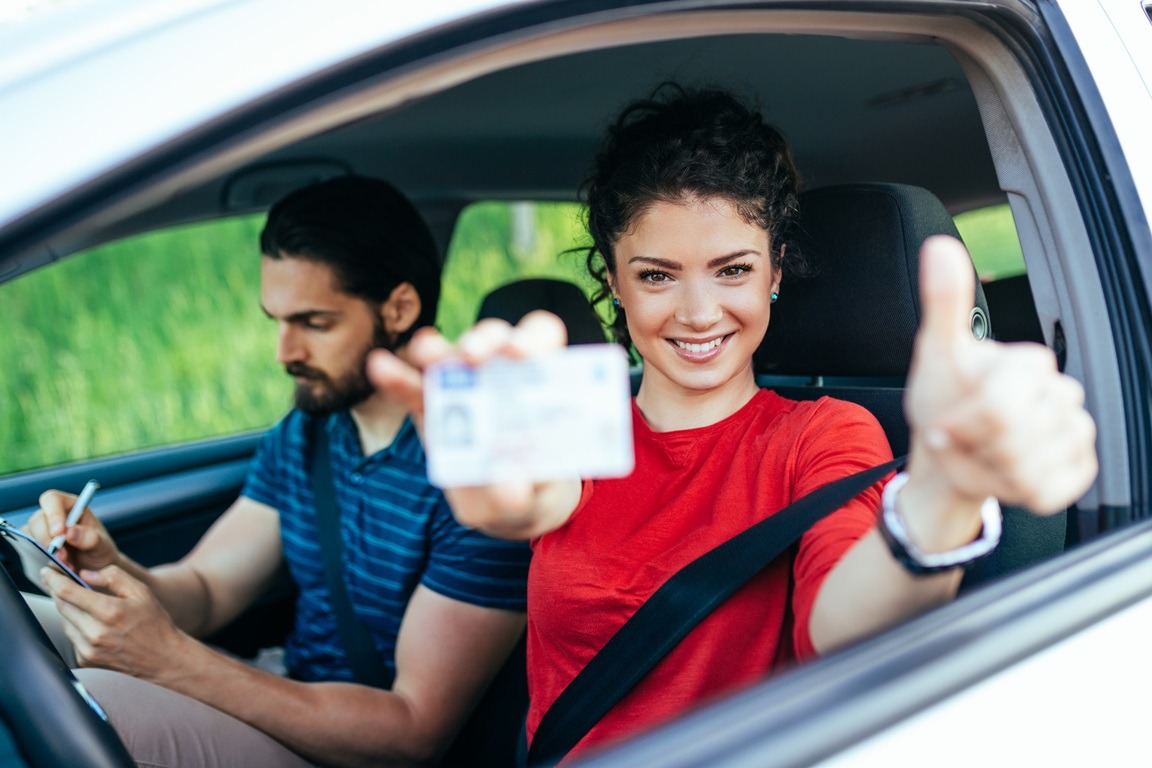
[0,518,91,590]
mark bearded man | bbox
[28,176,531,768]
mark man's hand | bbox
[369,311,583,538]
[26,490,121,572]
[41,564,189,683]
[903,236,1097,525]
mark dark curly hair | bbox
[584,84,804,347]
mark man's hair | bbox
[260,175,441,346]
[583,84,805,347]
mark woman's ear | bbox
[381,282,422,337]
[773,246,785,295]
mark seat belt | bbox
[527,456,906,766]
[308,417,391,688]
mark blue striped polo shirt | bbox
[242,409,531,686]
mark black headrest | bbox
[476,278,606,346]
[758,183,990,377]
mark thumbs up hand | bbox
[903,236,1097,522]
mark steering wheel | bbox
[0,565,134,768]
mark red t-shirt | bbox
[526,389,893,757]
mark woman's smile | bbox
[669,332,733,361]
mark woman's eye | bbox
[639,270,671,284]
[720,263,752,278]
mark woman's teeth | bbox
[675,337,723,353]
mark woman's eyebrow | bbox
[627,255,680,269]
[707,250,761,268]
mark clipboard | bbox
[0,518,91,590]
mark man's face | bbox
[260,256,393,415]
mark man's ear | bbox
[381,282,422,337]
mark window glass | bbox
[1,216,287,475]
[953,203,1027,281]
[438,201,602,340]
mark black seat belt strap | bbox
[308,417,390,688]
[528,456,906,765]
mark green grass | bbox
[439,202,596,339]
[2,216,289,474]
[0,200,1023,476]
[954,204,1026,281]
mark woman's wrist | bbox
[893,454,987,553]
[880,472,1002,575]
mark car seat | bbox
[757,182,1066,589]
[475,277,606,345]
[441,277,605,767]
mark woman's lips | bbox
[668,333,732,362]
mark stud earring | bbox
[612,297,621,307]
[771,292,779,303]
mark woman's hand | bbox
[902,236,1098,547]
[26,490,123,572]
[812,238,1098,653]
[368,311,584,539]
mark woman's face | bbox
[611,196,780,404]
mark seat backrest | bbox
[475,277,606,345]
[982,273,1045,344]
[758,182,1063,588]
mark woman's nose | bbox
[675,282,723,330]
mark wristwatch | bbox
[878,472,1002,576]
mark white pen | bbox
[47,479,99,555]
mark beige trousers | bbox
[24,593,316,768]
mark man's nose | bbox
[674,282,723,330]
[276,325,306,365]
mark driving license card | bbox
[423,344,634,487]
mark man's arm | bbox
[147,497,286,635]
[31,490,285,637]
[43,570,525,768]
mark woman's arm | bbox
[809,237,1097,654]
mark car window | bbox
[438,201,601,340]
[1,216,286,475]
[954,203,1026,281]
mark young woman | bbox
[372,86,1098,759]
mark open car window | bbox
[439,201,595,339]
[1,216,283,476]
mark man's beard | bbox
[286,319,395,416]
